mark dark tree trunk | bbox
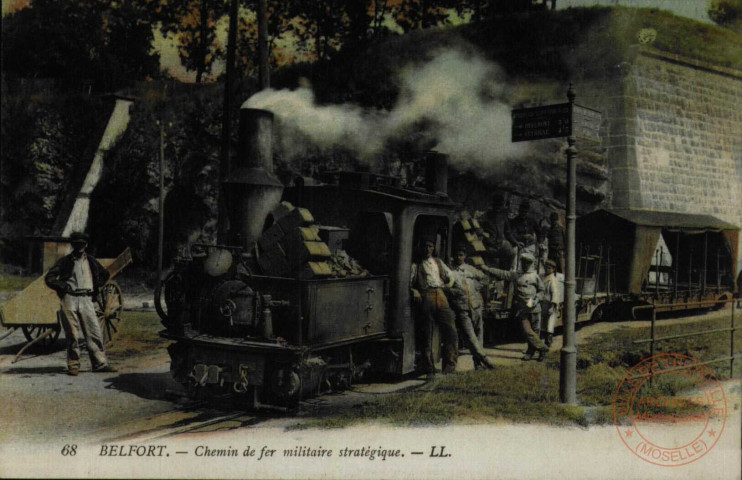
[196,1,208,84]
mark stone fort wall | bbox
[612,48,742,273]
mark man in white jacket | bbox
[541,259,564,349]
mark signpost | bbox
[511,103,571,142]
[511,86,601,405]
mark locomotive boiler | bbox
[157,107,458,408]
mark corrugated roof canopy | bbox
[596,209,739,231]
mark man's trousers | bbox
[514,306,547,354]
[419,288,458,373]
[60,294,108,370]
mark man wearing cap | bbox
[541,259,563,349]
[448,244,494,370]
[505,200,540,269]
[410,236,459,375]
[45,232,117,375]
[481,193,515,269]
[480,252,548,361]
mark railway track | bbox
[87,402,261,444]
[86,377,433,444]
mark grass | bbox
[0,274,36,292]
[105,311,170,360]
[291,365,588,430]
[577,310,742,381]
[290,309,742,430]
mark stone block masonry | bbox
[619,49,742,273]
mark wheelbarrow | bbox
[0,247,132,362]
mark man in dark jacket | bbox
[505,200,540,255]
[45,232,117,376]
[481,193,516,269]
[546,212,565,273]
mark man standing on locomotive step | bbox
[546,211,565,273]
[448,244,494,370]
[505,200,540,270]
[410,236,459,375]
[482,252,549,361]
[480,193,516,269]
[45,232,117,376]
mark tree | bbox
[1,0,161,89]
[392,0,452,32]
[160,0,230,83]
[708,0,742,31]
[234,1,296,78]
[288,0,376,61]
[370,0,393,36]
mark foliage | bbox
[88,83,223,264]
[0,80,111,263]
[1,0,161,90]
[234,1,297,79]
[289,0,370,61]
[708,0,742,31]
[392,0,453,32]
[160,0,230,83]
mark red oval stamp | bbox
[613,353,727,467]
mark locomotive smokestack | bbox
[223,107,283,249]
[424,151,448,196]
[239,107,274,173]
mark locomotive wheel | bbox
[21,322,61,349]
[96,282,124,346]
[155,271,185,326]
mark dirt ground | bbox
[0,287,739,445]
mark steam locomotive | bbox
[157,107,459,408]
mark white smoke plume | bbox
[244,47,525,173]
[245,80,386,161]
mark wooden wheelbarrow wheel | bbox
[21,321,61,349]
[96,281,124,347]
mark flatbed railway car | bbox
[575,208,739,321]
[476,207,739,340]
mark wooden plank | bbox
[0,274,61,327]
[106,247,133,279]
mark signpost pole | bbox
[560,85,577,404]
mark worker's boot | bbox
[521,346,535,361]
[536,347,549,363]
[421,349,436,377]
[545,333,553,348]
[442,349,457,374]
[476,353,494,370]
